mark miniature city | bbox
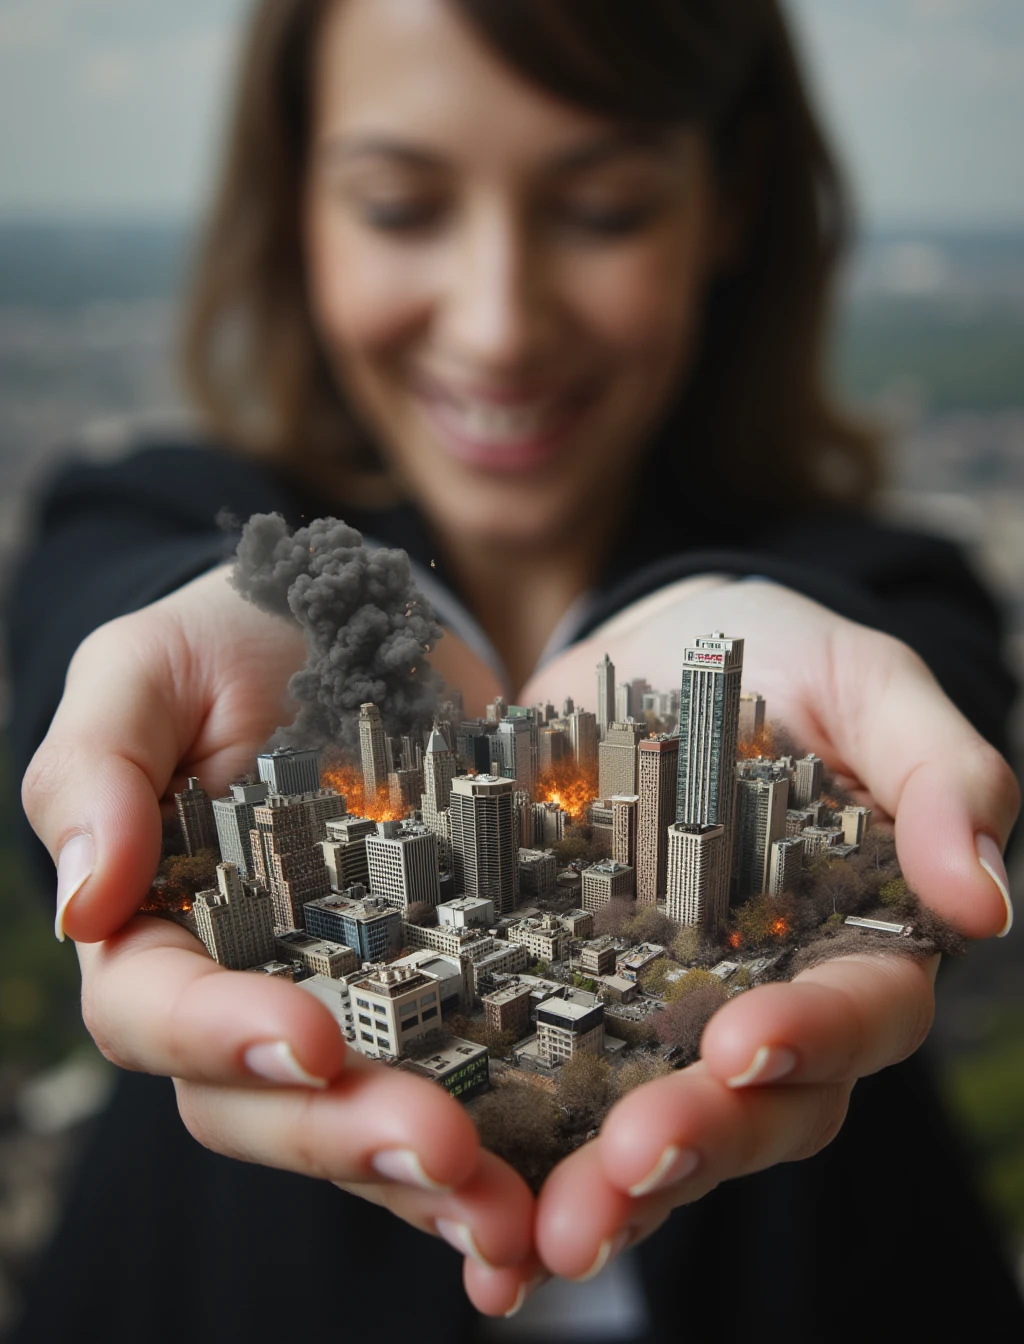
[148,629,953,1185]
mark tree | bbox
[593,897,635,938]
[613,1052,674,1098]
[640,959,672,996]
[156,848,220,903]
[878,875,910,910]
[550,829,592,866]
[604,1015,657,1047]
[555,1052,612,1128]
[473,1081,560,1193]
[404,901,438,927]
[808,858,864,922]
[654,981,728,1060]
[670,926,702,964]
[663,967,721,1002]
[734,893,796,947]
[622,906,676,947]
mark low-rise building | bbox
[349,965,441,1059]
[275,930,359,979]
[535,989,605,1066]
[470,942,530,997]
[400,1039,490,1101]
[800,825,845,858]
[616,942,666,983]
[507,914,568,964]
[579,937,618,977]
[303,886,402,962]
[482,981,534,1041]
[296,970,368,1040]
[390,948,470,1013]
[560,909,595,940]
[582,860,634,912]
[436,896,495,929]
[402,922,495,961]
[597,974,639,1004]
[319,816,377,892]
[517,848,557,898]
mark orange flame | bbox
[726,930,742,949]
[142,888,194,915]
[770,917,789,937]
[736,725,779,760]
[537,758,599,823]
[321,760,405,823]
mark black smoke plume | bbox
[230,513,444,754]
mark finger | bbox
[587,1061,850,1216]
[463,1258,549,1318]
[21,617,195,942]
[821,627,1019,938]
[176,1081,531,1264]
[77,916,347,1087]
[700,953,938,1090]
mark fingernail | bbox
[727,1045,798,1089]
[570,1227,632,1282]
[505,1274,549,1318]
[55,832,94,941]
[434,1218,495,1268]
[976,833,1013,937]
[628,1144,701,1197]
[370,1148,451,1192]
[243,1041,329,1088]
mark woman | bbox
[10,0,1022,1338]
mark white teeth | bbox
[441,397,561,442]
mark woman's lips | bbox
[415,382,598,472]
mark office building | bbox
[507,915,568,964]
[842,805,872,846]
[611,794,639,872]
[666,822,728,933]
[494,716,537,795]
[599,720,645,800]
[537,725,568,774]
[636,735,679,906]
[319,815,376,892]
[175,777,217,858]
[596,653,615,739]
[738,692,766,743]
[794,754,824,808]
[568,709,599,773]
[482,983,533,1041]
[400,1038,490,1101]
[349,965,441,1059]
[212,780,269,878]
[456,719,493,773]
[250,794,331,930]
[366,820,440,912]
[560,909,595,940]
[192,862,275,970]
[388,767,423,816]
[274,931,359,979]
[449,774,519,914]
[517,849,557,898]
[615,683,632,722]
[358,702,388,801]
[734,770,790,898]
[298,788,348,840]
[536,990,605,1066]
[579,937,617,976]
[581,859,634,912]
[257,747,322,797]
[421,722,456,830]
[437,895,495,928]
[303,887,403,961]
[676,633,744,837]
[769,836,804,896]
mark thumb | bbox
[21,621,187,943]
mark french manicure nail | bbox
[976,833,1013,937]
[628,1144,701,1198]
[434,1218,494,1268]
[571,1227,632,1282]
[370,1148,451,1192]
[505,1275,549,1318]
[243,1041,328,1088]
[55,832,94,941]
[727,1045,798,1089]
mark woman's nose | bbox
[437,199,558,376]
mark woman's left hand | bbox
[520,577,1018,1283]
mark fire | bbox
[537,758,599,823]
[736,724,780,760]
[321,760,405,823]
[726,930,742,949]
[141,888,193,915]
[770,917,789,938]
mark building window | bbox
[355,998,369,1009]
[361,1032,373,1042]
[401,1015,419,1032]
[358,1014,372,1026]
[373,1004,386,1015]
[422,1006,438,1021]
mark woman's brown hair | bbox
[182,0,881,515]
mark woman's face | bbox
[305,0,726,547]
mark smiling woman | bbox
[8,0,1024,1341]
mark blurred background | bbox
[0,0,1022,1332]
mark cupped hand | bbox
[523,577,1018,1281]
[21,565,538,1314]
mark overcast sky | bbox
[0,0,1021,229]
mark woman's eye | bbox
[563,206,656,237]
[360,201,441,231]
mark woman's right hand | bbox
[20,564,539,1316]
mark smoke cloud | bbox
[230,513,444,754]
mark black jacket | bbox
[8,440,1023,1342]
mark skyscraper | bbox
[596,653,615,739]
[733,770,790,899]
[421,722,456,827]
[567,709,599,773]
[636,735,679,906]
[449,774,518,914]
[193,862,275,970]
[738,692,766,743]
[251,794,332,930]
[676,633,744,836]
[615,683,632,722]
[366,820,440,911]
[769,835,804,895]
[793,754,824,808]
[537,725,567,774]
[174,777,217,857]
[212,780,270,878]
[257,747,322,797]
[598,720,645,799]
[611,794,639,873]
[319,815,376,892]
[666,823,727,931]
[358,703,388,801]
[495,716,536,794]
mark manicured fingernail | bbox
[55,832,94,941]
[628,1144,701,1197]
[570,1227,632,1282]
[727,1045,798,1089]
[434,1218,494,1268]
[505,1274,549,1317]
[243,1041,328,1088]
[370,1148,451,1192]
[976,833,1013,937]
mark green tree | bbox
[664,967,721,1002]
[734,893,796,947]
[640,959,672,996]
[670,926,702,964]
[613,1052,675,1097]
[556,1052,612,1128]
[622,906,676,947]
[879,875,909,909]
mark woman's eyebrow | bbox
[318,128,676,173]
